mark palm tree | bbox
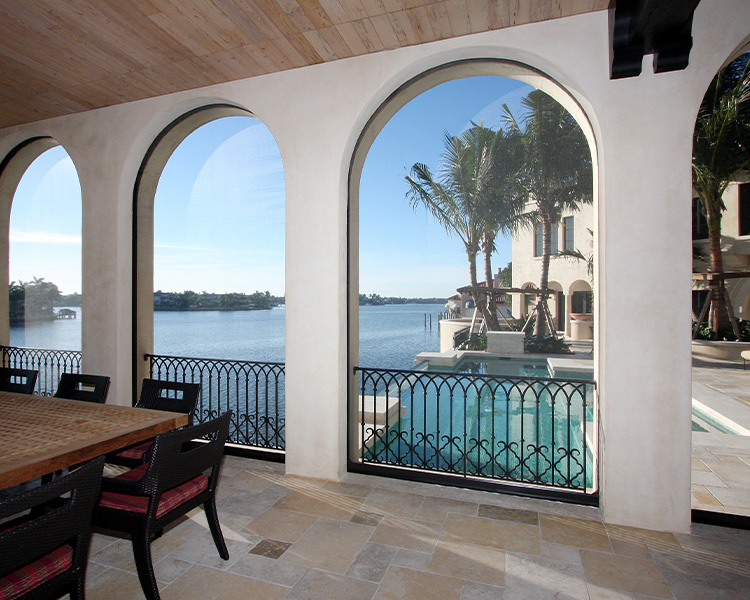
[503,91,593,337]
[479,127,529,328]
[693,52,750,338]
[406,134,485,325]
[406,124,527,330]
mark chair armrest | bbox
[100,466,148,495]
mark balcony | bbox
[85,455,750,599]
[1,0,749,580]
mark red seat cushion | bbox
[0,544,73,600]
[98,464,208,519]
[115,440,153,461]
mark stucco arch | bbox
[348,58,599,191]
[690,43,750,326]
[132,104,274,389]
[568,279,592,295]
[546,281,563,331]
[0,137,76,345]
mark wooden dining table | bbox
[0,391,189,489]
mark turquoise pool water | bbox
[364,357,596,491]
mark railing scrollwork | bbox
[353,365,597,494]
[146,353,285,453]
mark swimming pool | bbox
[432,356,595,380]
[358,358,597,493]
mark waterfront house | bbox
[0,0,747,559]
[511,201,595,339]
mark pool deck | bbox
[567,344,750,518]
[87,455,750,600]
[420,342,750,518]
[691,356,750,517]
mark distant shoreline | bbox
[154,306,274,312]
[359,296,446,306]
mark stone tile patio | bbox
[86,456,750,600]
[692,358,750,516]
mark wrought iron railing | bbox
[146,353,285,453]
[0,345,81,396]
[354,366,597,495]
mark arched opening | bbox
[0,138,82,394]
[134,105,286,456]
[518,282,537,320]
[348,60,598,500]
[547,281,564,332]
[568,280,593,341]
[690,48,750,522]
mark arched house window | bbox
[689,48,750,522]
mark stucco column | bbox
[69,124,136,408]
[280,76,351,481]
[597,68,694,532]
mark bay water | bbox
[9,303,444,370]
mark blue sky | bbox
[360,76,532,297]
[10,76,532,298]
[154,116,285,294]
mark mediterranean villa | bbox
[444,202,595,340]
[1,4,749,591]
[512,202,595,340]
[509,178,750,341]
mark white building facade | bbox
[512,201,594,339]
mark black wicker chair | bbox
[0,367,38,394]
[108,379,200,467]
[0,456,104,600]
[93,412,231,600]
[54,373,110,404]
[136,379,200,421]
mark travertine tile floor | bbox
[692,358,750,516]
[86,456,750,600]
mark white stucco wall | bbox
[0,0,747,533]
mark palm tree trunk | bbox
[467,248,487,324]
[534,214,552,337]
[706,204,735,337]
[482,233,500,331]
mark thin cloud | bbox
[154,241,211,251]
[9,230,81,245]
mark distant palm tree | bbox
[406,124,527,330]
[503,91,593,337]
[693,52,750,338]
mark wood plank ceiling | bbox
[0,1,610,129]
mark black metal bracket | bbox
[611,0,701,79]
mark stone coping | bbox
[415,350,594,378]
[692,339,750,361]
